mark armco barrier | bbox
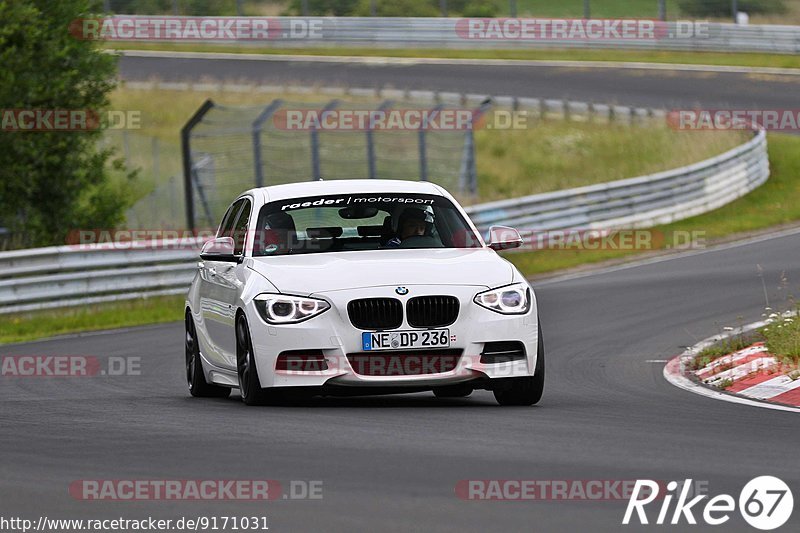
[0,240,202,314]
[103,16,800,54]
[464,128,768,231]
[0,127,768,314]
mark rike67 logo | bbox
[623,476,793,530]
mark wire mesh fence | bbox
[125,175,187,229]
[181,97,484,229]
[112,86,666,235]
[98,129,186,229]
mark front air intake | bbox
[480,341,526,364]
[406,296,460,328]
[347,298,403,330]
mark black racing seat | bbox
[378,215,395,246]
[256,211,297,254]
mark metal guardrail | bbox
[0,241,202,314]
[0,106,768,314]
[107,16,800,54]
[465,128,768,232]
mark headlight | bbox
[474,283,531,315]
[253,294,330,324]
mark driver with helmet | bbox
[385,207,434,248]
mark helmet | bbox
[398,206,434,226]
[398,207,434,235]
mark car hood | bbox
[247,248,513,295]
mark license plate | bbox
[361,329,450,351]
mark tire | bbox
[433,384,473,398]
[493,321,545,406]
[185,312,230,398]
[235,314,273,406]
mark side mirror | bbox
[487,225,523,251]
[201,236,235,257]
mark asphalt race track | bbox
[2,55,800,531]
[2,230,800,531]
[118,53,800,110]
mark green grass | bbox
[504,133,800,275]
[715,378,734,389]
[511,0,682,18]
[761,312,800,362]
[689,310,800,372]
[0,295,185,345]
[109,42,800,70]
[689,335,753,370]
[475,119,743,201]
[112,0,679,18]
[697,336,750,360]
[510,0,797,23]
[107,0,800,24]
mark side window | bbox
[218,199,245,238]
[232,200,252,256]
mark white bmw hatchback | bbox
[185,180,544,406]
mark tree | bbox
[0,0,134,248]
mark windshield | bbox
[252,193,481,256]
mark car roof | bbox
[245,179,445,203]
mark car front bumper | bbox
[244,284,539,390]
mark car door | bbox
[215,198,252,366]
[199,198,246,369]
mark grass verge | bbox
[474,120,742,201]
[690,335,753,370]
[687,312,800,378]
[109,43,800,71]
[761,311,800,363]
[505,133,800,275]
[0,295,185,345]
